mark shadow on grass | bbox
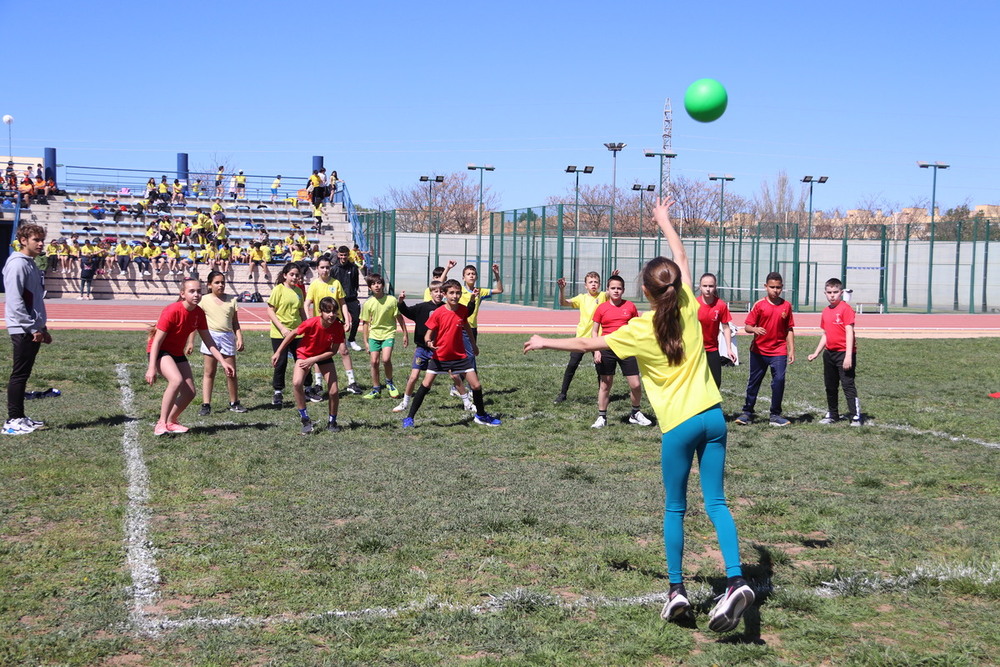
[64,414,131,429]
[193,422,275,435]
[690,544,776,643]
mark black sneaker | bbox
[708,579,755,633]
[198,403,211,416]
[228,401,248,413]
[660,585,691,621]
[346,382,363,395]
[272,391,283,407]
[306,387,324,403]
[553,393,567,404]
[300,416,314,435]
[326,422,342,433]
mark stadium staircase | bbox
[21,191,363,300]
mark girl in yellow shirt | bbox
[524,198,754,633]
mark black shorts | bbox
[154,350,188,364]
[595,348,639,376]
[427,357,475,376]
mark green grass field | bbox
[1,330,998,666]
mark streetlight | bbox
[565,165,594,239]
[642,149,677,201]
[420,175,445,268]
[2,114,12,163]
[917,161,949,312]
[709,174,735,287]
[467,164,495,265]
[802,176,829,307]
[604,142,626,214]
[633,184,655,272]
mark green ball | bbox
[684,78,728,123]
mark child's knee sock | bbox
[406,385,430,419]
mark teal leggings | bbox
[661,404,743,583]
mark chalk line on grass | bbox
[116,363,163,637]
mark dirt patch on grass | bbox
[202,488,239,501]
[102,654,147,666]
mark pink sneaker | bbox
[165,422,189,434]
[153,421,169,436]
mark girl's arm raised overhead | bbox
[651,198,691,289]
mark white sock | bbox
[346,369,356,383]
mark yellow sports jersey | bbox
[290,249,305,262]
[216,223,228,239]
[115,243,130,256]
[261,246,272,261]
[211,202,223,213]
[158,182,168,193]
[605,283,722,434]
[44,243,57,255]
[80,243,96,255]
[249,247,264,262]
[568,291,608,338]
[459,286,491,329]
[165,247,180,259]
[361,294,399,341]
[271,178,281,189]
[218,247,231,260]
[306,278,346,319]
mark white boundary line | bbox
[117,364,998,636]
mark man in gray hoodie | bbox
[3,223,51,435]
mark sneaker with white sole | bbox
[818,412,838,424]
[24,417,46,430]
[228,402,248,413]
[591,416,607,429]
[306,386,324,403]
[708,580,755,633]
[349,341,363,352]
[474,413,502,426]
[301,416,314,435]
[153,421,169,436]
[449,386,462,398]
[850,418,863,427]
[165,422,189,434]
[628,410,652,426]
[362,388,381,400]
[735,411,752,425]
[272,391,283,407]
[346,382,363,395]
[769,415,791,427]
[660,586,691,621]
[2,417,37,435]
[198,403,211,416]
[392,399,410,413]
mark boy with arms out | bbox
[807,278,862,425]
[305,255,363,395]
[553,271,607,403]
[590,274,652,428]
[360,273,408,399]
[270,297,344,434]
[402,279,501,428]
[736,272,795,427]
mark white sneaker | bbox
[708,580,755,633]
[463,397,475,412]
[349,341,362,352]
[2,417,36,435]
[628,410,652,426]
[819,413,838,425]
[392,399,409,413]
[591,416,607,429]
[450,386,462,398]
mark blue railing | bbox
[341,183,368,253]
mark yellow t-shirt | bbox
[115,243,130,256]
[306,278,346,319]
[271,178,281,189]
[158,182,169,193]
[261,246,272,262]
[267,283,304,338]
[165,247,180,259]
[568,291,608,338]
[249,247,264,262]
[459,286,491,329]
[199,294,238,332]
[360,294,399,341]
[216,223,228,239]
[605,283,722,434]
[44,242,57,256]
[290,249,305,262]
[80,243,96,256]
[218,247,231,260]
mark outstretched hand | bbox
[523,335,546,353]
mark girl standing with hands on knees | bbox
[146,279,235,436]
[524,198,755,633]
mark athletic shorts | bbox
[368,337,394,351]
[427,357,474,376]
[411,346,433,370]
[462,330,477,370]
[595,347,639,376]
[154,350,188,364]
[200,330,237,357]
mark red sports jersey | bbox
[150,301,207,356]
[592,299,639,335]
[820,300,856,352]
[295,316,344,359]
[745,298,795,356]
[426,304,470,361]
[696,296,732,352]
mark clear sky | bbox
[5,0,998,214]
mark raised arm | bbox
[651,198,691,288]
[557,277,573,308]
[490,263,504,294]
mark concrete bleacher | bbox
[20,190,360,300]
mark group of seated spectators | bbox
[2,162,58,208]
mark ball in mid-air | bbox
[684,79,728,123]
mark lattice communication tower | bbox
[661,98,673,195]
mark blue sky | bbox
[5,0,998,214]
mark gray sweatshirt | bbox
[3,252,47,335]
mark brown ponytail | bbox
[641,257,687,365]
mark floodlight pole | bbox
[467,164,494,266]
[709,174,735,286]
[918,161,949,313]
[566,166,594,245]
[420,175,444,267]
[633,184,654,271]
[802,176,828,307]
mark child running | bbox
[590,274,652,428]
[146,279,235,436]
[524,198,755,633]
[394,282,475,414]
[807,277,862,425]
[359,273,408,399]
[270,297,344,434]
[305,254,364,395]
[267,262,313,407]
[735,272,795,427]
[195,271,247,415]
[553,272,607,403]
[402,279,500,428]
[697,272,737,388]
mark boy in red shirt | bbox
[807,277,861,425]
[696,272,736,388]
[735,272,795,427]
[590,275,652,428]
[402,279,501,428]
[271,297,343,434]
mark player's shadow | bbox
[688,544,775,644]
[64,414,132,429]
[194,422,274,435]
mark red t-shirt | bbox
[592,299,639,335]
[820,300,856,352]
[745,298,795,356]
[426,304,470,361]
[149,301,207,356]
[696,296,732,352]
[295,316,344,359]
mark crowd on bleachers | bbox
[2,161,58,208]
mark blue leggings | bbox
[661,404,743,583]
